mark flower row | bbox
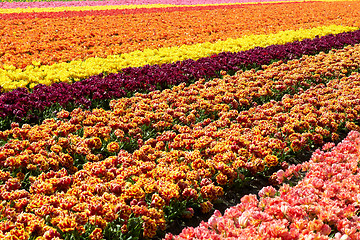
[1,27,360,130]
[1,44,360,239]
[0,0,294,9]
[0,3,188,14]
[0,3,280,20]
[166,130,360,239]
[1,1,359,70]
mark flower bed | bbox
[166,130,360,239]
[1,1,360,239]
[1,1,360,84]
[1,25,355,93]
[1,27,360,130]
[2,43,360,239]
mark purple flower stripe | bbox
[1,30,360,128]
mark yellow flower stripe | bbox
[0,0,357,14]
[0,24,357,92]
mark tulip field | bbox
[2,0,360,239]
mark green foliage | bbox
[20,171,34,191]
[163,199,189,222]
[72,153,88,171]
[103,216,143,240]
[0,138,5,147]
[140,123,158,142]
[0,207,8,222]
[122,134,139,153]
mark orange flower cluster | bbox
[1,44,360,238]
[1,1,360,69]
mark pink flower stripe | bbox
[0,1,315,20]
[166,130,360,239]
[0,4,249,20]
[0,0,298,9]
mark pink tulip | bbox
[208,210,222,229]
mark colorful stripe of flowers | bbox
[0,1,320,14]
[166,130,360,240]
[1,1,359,71]
[0,25,357,93]
[3,0,358,6]
[1,28,360,131]
[1,42,360,239]
[0,4,249,19]
[4,0,353,15]
[0,4,187,14]
[1,0,296,9]
[3,2,318,21]
[0,0,319,9]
